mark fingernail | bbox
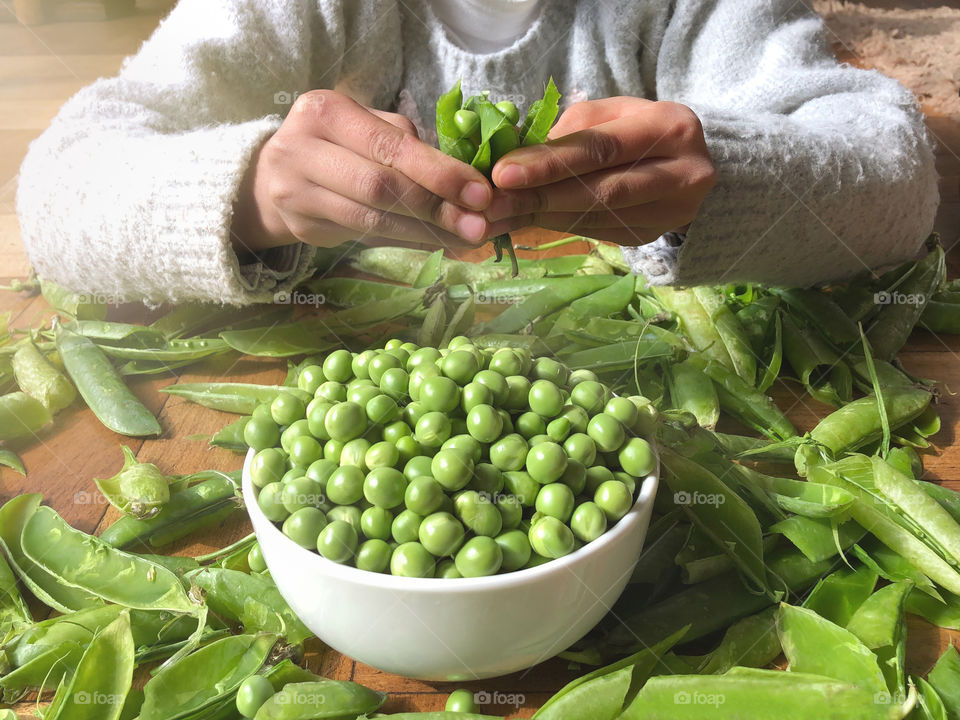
[496,164,525,187]
[460,182,490,209]
[456,213,487,243]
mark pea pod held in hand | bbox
[55,324,161,437]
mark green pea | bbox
[602,395,637,427]
[279,419,310,455]
[430,448,474,492]
[365,440,399,470]
[247,542,267,573]
[382,420,411,443]
[306,401,333,440]
[436,558,461,578]
[495,529,532,572]
[419,512,466,557]
[408,346,442,371]
[446,688,481,713]
[587,412,625,453]
[441,350,480,385]
[289,435,323,468]
[465,404,503,444]
[494,99,519,124]
[322,349,354,383]
[569,368,599,385]
[415,411,452,448]
[489,433,528,472]
[326,465,365,505]
[282,507,328,549]
[356,538,392,573]
[455,490,503,537]
[404,400,428,428]
[546,416,572,443]
[244,416,280,451]
[281,476,325,513]
[570,501,607,542]
[564,433,597,466]
[306,458,337,490]
[420,375,461,413]
[528,379,564,418]
[532,356,570,386]
[391,541,435,577]
[392,509,424,544]
[529,516,575,559]
[251,402,273,423]
[316,380,348,404]
[488,348,524,376]
[385,346,410,367]
[559,459,587,495]
[439,435,479,465]
[408,364,440,402]
[594,479,633,521]
[236,674,275,718]
[497,494,523,530]
[369,352,402,385]
[504,375,531,411]
[363,466,407,509]
[351,349,376,379]
[339,438,372,469]
[347,383,380,408]
[454,107,481,137]
[585,464,615,494]
[514,411,545,440]
[560,405,589,434]
[257,482,290,522]
[379,367,410,402]
[472,369,508,405]
[326,504,362,532]
[455,536,503,577]
[270,392,305,427]
[619,437,655,477]
[470,462,505,496]
[360,506,394,541]
[251,448,286,489]
[316,520,358,563]
[535,482,576,523]
[503,470,539,507]
[451,417,469,437]
[497,409,514,436]
[525,441,568,484]
[402,477,444,517]
[461,381,493,413]
[384,338,404,350]
[393,435,419,465]
[570,381,608,415]
[297,365,326,394]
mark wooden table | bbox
[3,231,960,718]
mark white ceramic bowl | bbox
[243,449,658,681]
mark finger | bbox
[368,109,420,138]
[279,184,472,249]
[303,91,493,210]
[485,160,683,222]
[305,139,488,243]
[492,105,701,189]
[548,96,654,138]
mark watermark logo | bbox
[77,292,127,306]
[74,691,125,706]
[474,690,525,709]
[273,290,325,307]
[674,490,726,508]
[274,90,300,105]
[476,291,524,305]
[674,691,725,707]
[874,291,926,306]
[276,689,327,706]
[73,490,107,506]
[875,691,908,706]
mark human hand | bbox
[485,97,717,245]
[233,90,502,253]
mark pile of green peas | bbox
[246,337,656,579]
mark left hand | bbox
[485,97,717,245]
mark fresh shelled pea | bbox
[249,339,649,577]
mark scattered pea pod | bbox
[161,383,311,415]
[0,448,25,474]
[0,391,52,441]
[98,337,229,362]
[39,277,106,321]
[94,445,171,519]
[67,320,166,347]
[0,550,30,637]
[11,340,76,412]
[252,680,386,720]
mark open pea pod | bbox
[0,550,30,637]
[0,390,53,441]
[846,582,911,696]
[803,565,877,627]
[770,515,866,564]
[11,340,76,413]
[905,587,960,630]
[94,445,171,519]
[139,633,277,720]
[666,358,719,430]
[43,611,134,720]
[684,607,780,675]
[435,79,475,164]
[780,312,852,407]
[732,463,854,519]
[254,680,386,720]
[927,645,960,719]
[66,320,166,347]
[852,539,942,601]
[161,383,310,414]
[652,287,737,372]
[913,676,948,720]
[0,641,86,703]
[39,277,106,321]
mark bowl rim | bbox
[243,446,659,593]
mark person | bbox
[16,0,938,306]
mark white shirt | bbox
[426,0,542,53]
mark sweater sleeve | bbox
[16,0,350,305]
[621,0,939,288]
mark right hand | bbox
[232,90,499,253]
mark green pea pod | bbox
[412,249,445,288]
[735,294,780,356]
[867,244,944,360]
[735,464,855,519]
[686,607,780,675]
[210,416,250,452]
[919,481,960,526]
[0,448,25,475]
[435,79,475,164]
[67,320,166,347]
[0,550,30,637]
[94,445,171,519]
[755,310,783,393]
[44,611,134,720]
[803,565,877,627]
[161,383,310,414]
[139,633,277,720]
[780,313,852,407]
[773,287,861,351]
[253,680,386,720]
[852,539,941,601]
[914,676,948,720]
[0,391,53,441]
[21,505,197,614]
[55,325,161,437]
[307,277,423,310]
[921,300,960,334]
[629,515,690,584]
[0,494,103,613]
[98,337,228,362]
[99,473,239,549]
[652,287,734,368]
[561,337,683,374]
[666,358,719,430]
[39,278,106,321]
[0,641,86,703]
[622,667,912,720]
[186,567,312,644]
[709,432,797,465]
[480,276,618,334]
[12,341,76,412]
[517,77,560,145]
[560,317,687,350]
[440,295,476,348]
[691,287,756,384]
[846,582,911,695]
[418,295,448,348]
[906,588,960,631]
[769,516,865,563]
[927,645,960,719]
[350,246,545,285]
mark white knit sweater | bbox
[16,0,938,305]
